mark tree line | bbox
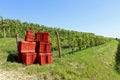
[0,16,110,52]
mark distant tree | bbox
[0,16,6,38]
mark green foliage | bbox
[0,16,110,51]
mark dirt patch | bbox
[0,69,38,80]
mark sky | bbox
[0,0,120,38]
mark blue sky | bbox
[0,0,120,38]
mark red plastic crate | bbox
[45,43,52,53]
[35,32,50,42]
[43,32,50,42]
[35,32,43,42]
[26,30,34,36]
[22,53,33,66]
[38,53,46,65]
[18,41,29,53]
[46,53,52,64]
[18,52,36,63]
[25,36,34,42]
[36,42,46,53]
[22,53,32,65]
[36,42,52,53]
[25,35,34,42]
[18,41,36,53]
[28,42,36,52]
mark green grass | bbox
[0,38,120,80]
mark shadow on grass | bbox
[115,41,120,73]
[6,50,18,62]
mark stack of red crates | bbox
[35,32,52,65]
[17,30,52,66]
[25,30,34,41]
[18,30,37,66]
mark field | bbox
[0,38,120,80]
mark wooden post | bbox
[55,31,61,58]
[3,28,6,38]
[16,34,19,47]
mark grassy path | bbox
[0,38,120,80]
